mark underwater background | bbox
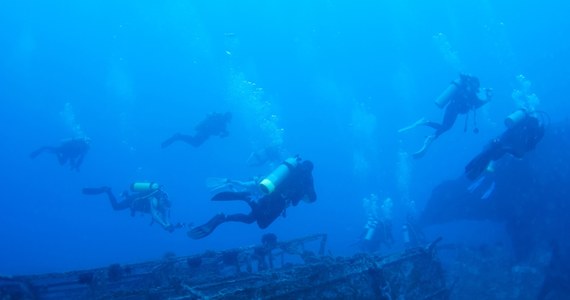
[0,0,568,279]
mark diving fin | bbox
[29,147,49,159]
[412,135,435,159]
[206,177,229,190]
[161,134,180,149]
[187,213,226,240]
[398,118,427,133]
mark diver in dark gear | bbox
[161,112,232,148]
[465,109,545,180]
[399,74,492,159]
[82,182,180,232]
[188,156,316,239]
[29,137,90,172]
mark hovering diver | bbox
[188,156,317,239]
[399,73,492,159]
[29,137,90,172]
[161,112,232,148]
[358,194,395,253]
[82,182,181,232]
[465,109,545,180]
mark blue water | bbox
[1,0,568,276]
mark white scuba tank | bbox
[259,157,299,194]
[435,78,462,109]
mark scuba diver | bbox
[161,112,232,148]
[188,156,317,239]
[29,137,90,171]
[399,73,492,159]
[358,194,395,253]
[82,182,181,232]
[465,109,545,180]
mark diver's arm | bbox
[150,197,172,230]
[474,88,492,109]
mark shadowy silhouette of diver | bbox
[161,112,232,148]
[30,137,90,171]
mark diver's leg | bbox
[106,190,131,211]
[187,213,228,239]
[422,121,442,131]
[161,133,186,148]
[186,133,208,147]
[398,117,430,133]
[225,213,256,224]
[29,146,56,159]
[412,135,436,159]
[83,187,130,210]
[434,104,459,137]
[465,143,500,180]
[412,106,458,159]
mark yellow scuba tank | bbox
[435,78,462,109]
[130,182,160,192]
[504,109,527,128]
[259,157,299,194]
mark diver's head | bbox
[459,73,480,91]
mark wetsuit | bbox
[189,159,316,239]
[465,115,544,180]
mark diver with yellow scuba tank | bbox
[398,73,492,159]
[465,109,546,180]
[82,182,183,232]
[188,155,317,240]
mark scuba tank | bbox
[435,77,462,109]
[504,109,528,129]
[131,182,161,192]
[259,157,299,194]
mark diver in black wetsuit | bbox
[465,109,545,180]
[29,137,90,171]
[161,112,232,148]
[399,74,492,159]
[188,156,316,239]
[82,183,180,232]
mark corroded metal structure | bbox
[0,234,448,299]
